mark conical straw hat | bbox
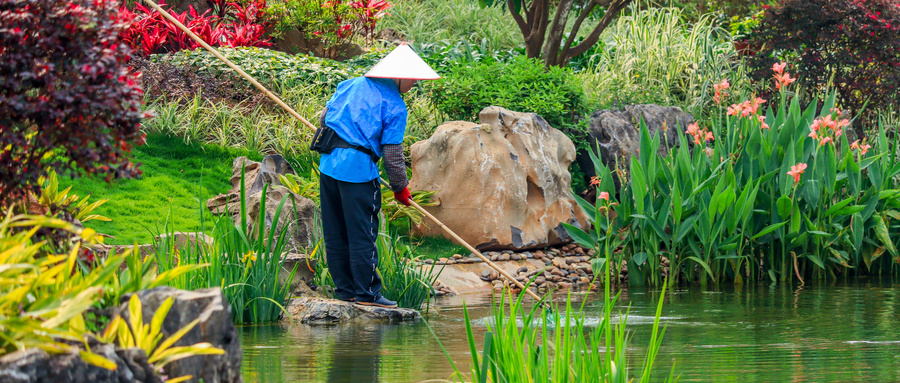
[364,43,440,80]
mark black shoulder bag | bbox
[309,108,380,164]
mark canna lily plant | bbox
[569,63,900,286]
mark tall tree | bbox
[492,0,632,67]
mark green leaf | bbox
[872,215,898,257]
[562,223,595,249]
[686,256,715,281]
[806,254,826,270]
[751,221,787,240]
[776,195,792,218]
[824,197,855,216]
[633,252,649,266]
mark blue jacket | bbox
[319,77,407,183]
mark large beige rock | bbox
[409,106,588,250]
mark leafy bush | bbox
[160,47,368,89]
[416,39,521,73]
[0,0,145,205]
[568,69,900,287]
[747,0,900,130]
[428,57,586,129]
[119,0,272,56]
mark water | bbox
[241,281,900,382]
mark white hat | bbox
[365,43,440,80]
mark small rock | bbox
[575,247,585,255]
[482,270,491,277]
[516,266,528,274]
[453,254,463,259]
[494,285,504,292]
[535,276,546,285]
[580,277,592,284]
[498,254,510,261]
[502,250,514,254]
[490,253,500,261]
[524,252,533,259]
[558,282,573,289]
[424,259,434,264]
[480,276,492,282]
[551,269,565,277]
[447,260,456,265]
[491,271,500,280]
[438,257,449,262]
[511,253,522,261]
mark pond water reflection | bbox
[241,281,900,382]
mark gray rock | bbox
[516,266,528,274]
[482,270,492,278]
[510,253,522,261]
[124,287,242,383]
[583,104,694,191]
[524,252,533,259]
[498,254,510,262]
[0,342,161,383]
[285,297,420,325]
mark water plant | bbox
[153,166,295,324]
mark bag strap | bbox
[330,135,380,164]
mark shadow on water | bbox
[242,280,900,383]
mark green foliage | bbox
[440,285,670,382]
[153,165,295,324]
[37,171,110,223]
[0,215,124,369]
[577,7,751,119]
[428,56,586,129]
[572,88,900,286]
[159,47,373,90]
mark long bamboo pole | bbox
[140,0,548,306]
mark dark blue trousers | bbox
[319,173,383,302]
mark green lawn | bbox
[60,134,263,245]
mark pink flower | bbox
[599,191,610,201]
[787,162,807,185]
[851,140,872,155]
[773,62,787,75]
[590,176,600,186]
[750,97,767,115]
[727,104,740,116]
[808,131,818,139]
[713,79,730,104]
[820,136,833,146]
[705,131,715,141]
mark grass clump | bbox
[153,167,295,324]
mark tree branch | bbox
[542,0,575,66]
[561,0,599,57]
[564,0,631,61]
[508,0,529,38]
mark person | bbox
[316,43,440,308]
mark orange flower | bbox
[713,79,730,104]
[757,115,769,130]
[599,191,610,201]
[773,62,787,75]
[787,162,807,185]
[685,122,700,136]
[590,176,601,186]
[774,73,796,91]
[820,136,833,146]
[851,140,872,155]
[704,131,715,141]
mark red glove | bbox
[394,187,411,206]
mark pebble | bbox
[524,252,533,259]
[575,247,585,255]
[424,259,434,264]
[494,285,504,292]
[550,269,565,277]
[482,270,491,277]
[535,276,546,285]
[516,266,528,274]
[453,254,463,259]
[447,260,455,265]
[502,250,514,254]
[438,257,449,262]
[490,271,500,280]
[558,282,573,289]
[490,253,500,261]
[580,277,592,284]
[498,254,510,261]
[511,253,522,261]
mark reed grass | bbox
[153,166,294,324]
[381,0,522,52]
[577,6,755,119]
